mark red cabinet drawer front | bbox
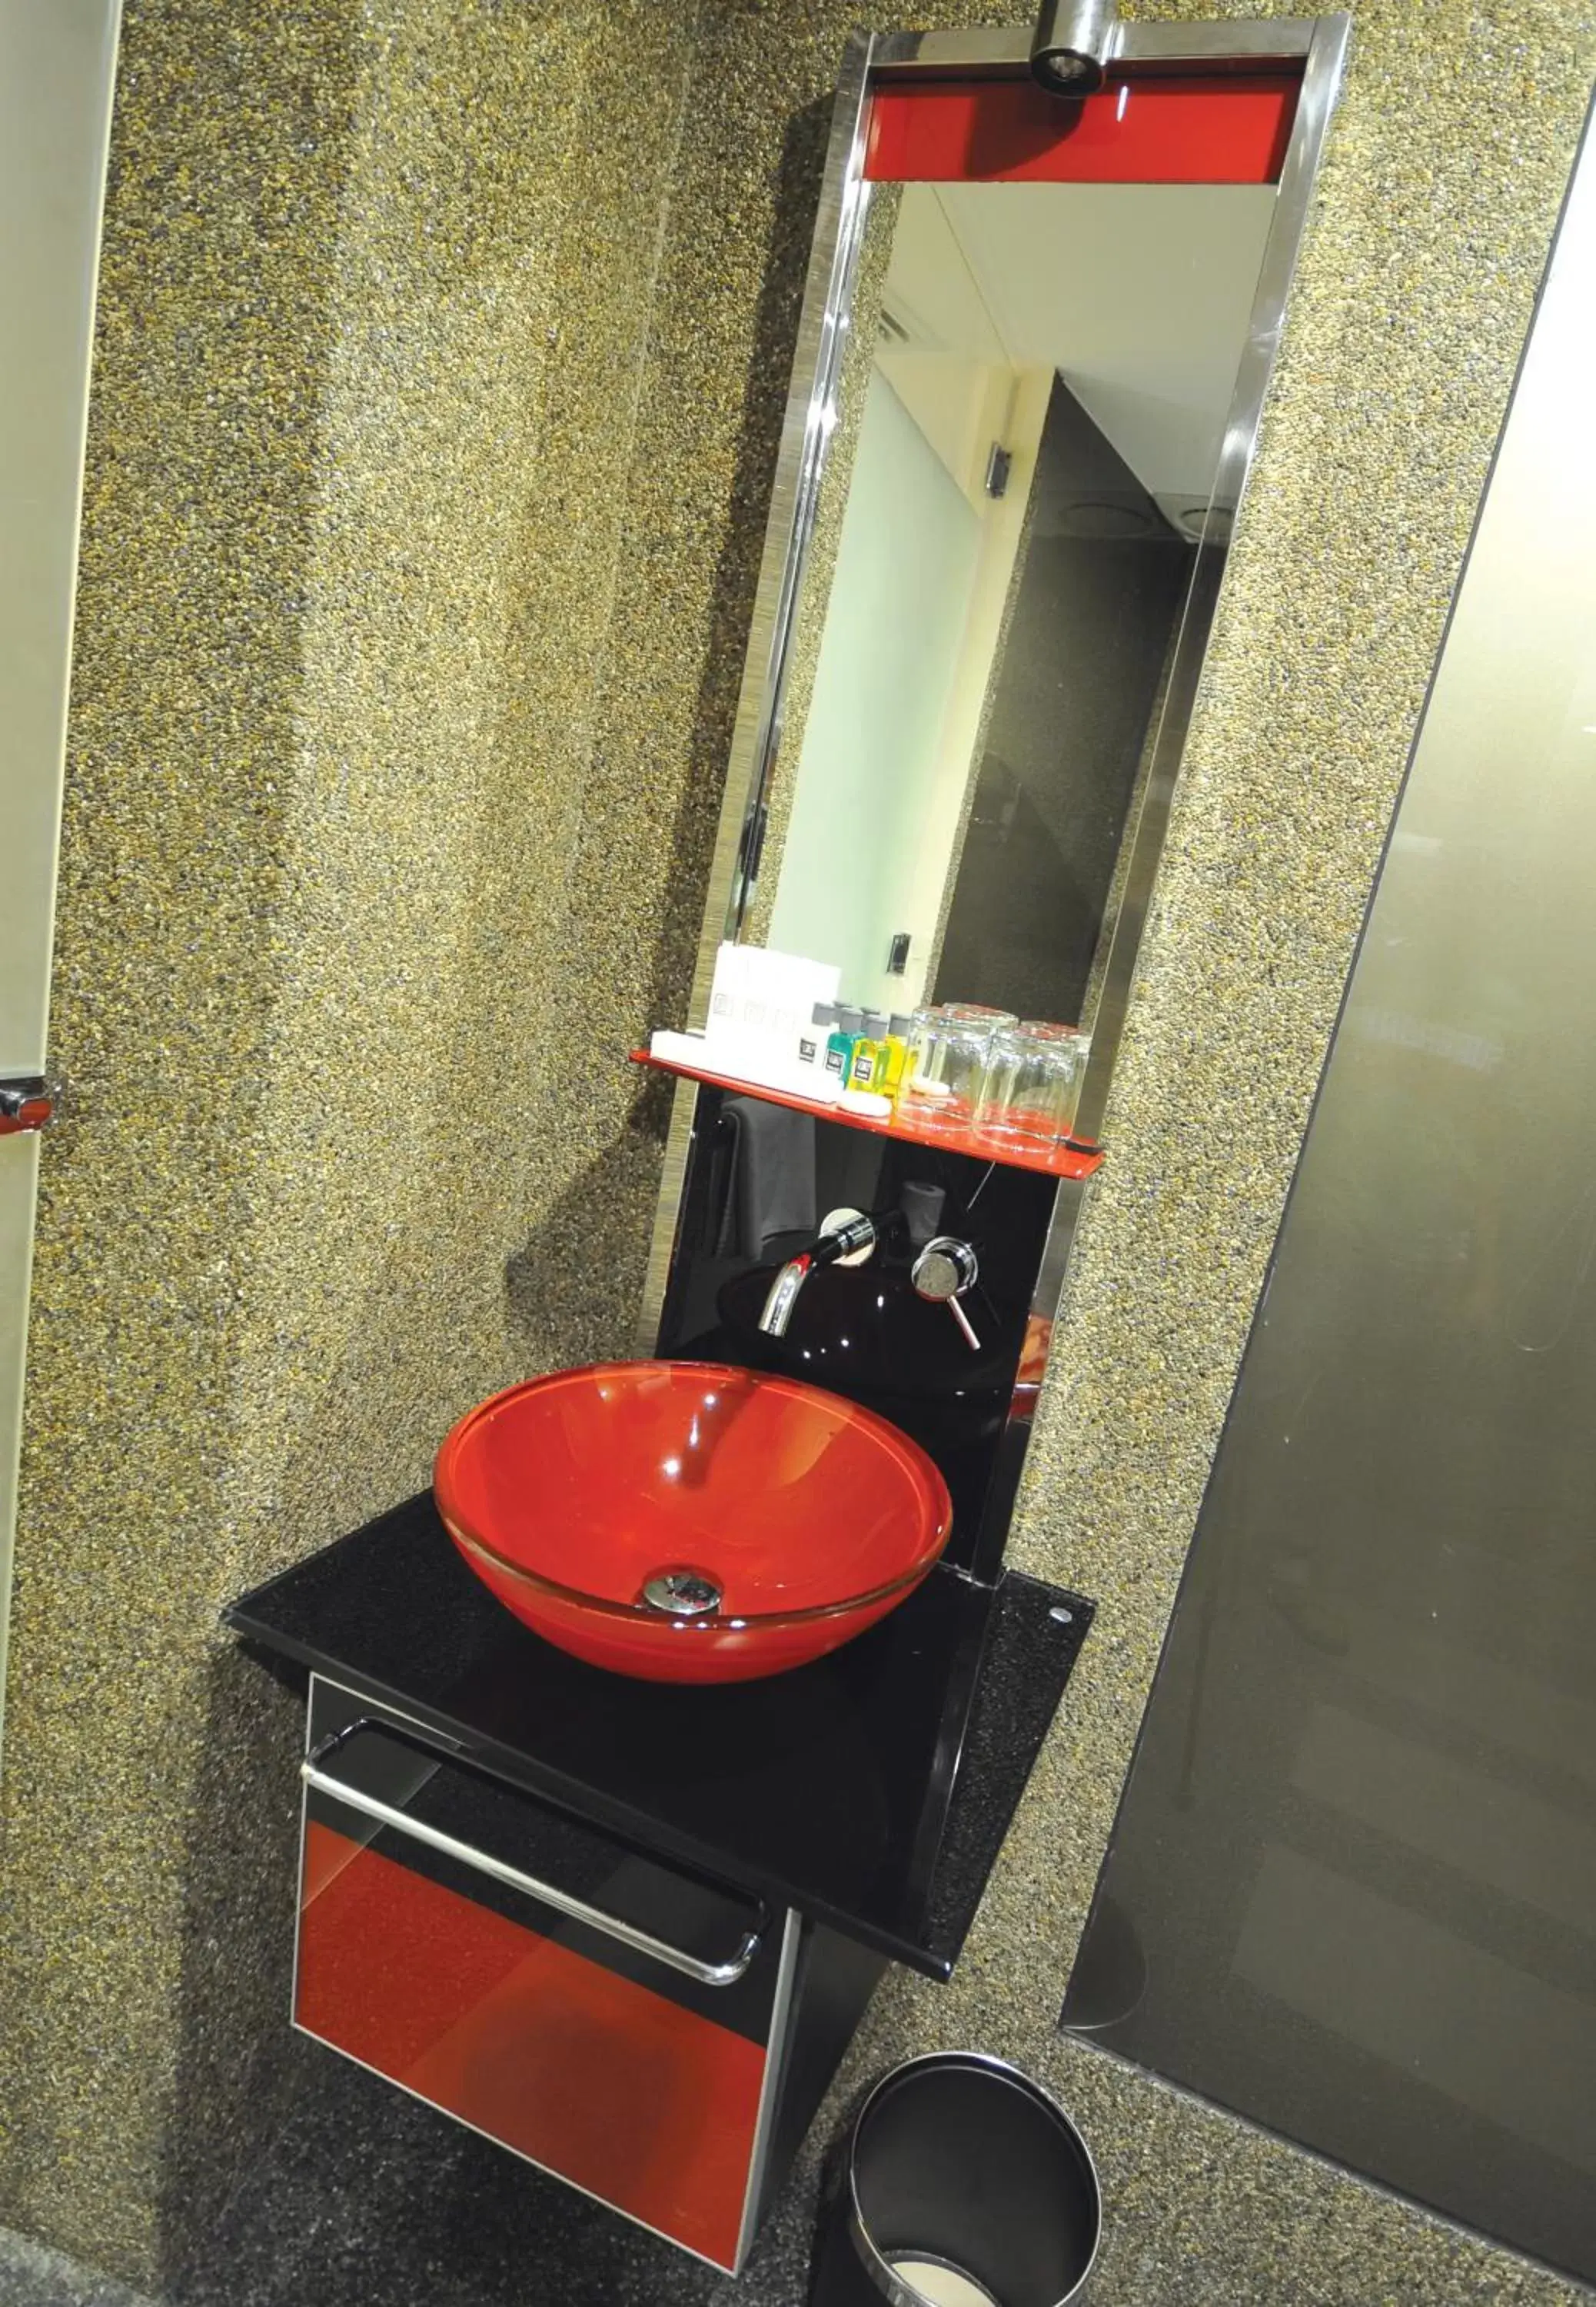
[298,1822,766,2269]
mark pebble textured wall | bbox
[0,0,697,2281]
[0,0,1594,2301]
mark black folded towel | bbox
[707,1096,818,1260]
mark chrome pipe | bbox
[1030,0,1119,94]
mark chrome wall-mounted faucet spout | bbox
[757,1208,878,1338]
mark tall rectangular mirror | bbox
[753,169,1272,1030]
[638,17,1348,1546]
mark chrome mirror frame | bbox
[637,14,1350,1566]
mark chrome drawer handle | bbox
[301,1741,766,1989]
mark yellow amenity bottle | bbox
[876,1011,912,1101]
[847,1011,889,1092]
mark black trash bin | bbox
[808,2052,1101,2307]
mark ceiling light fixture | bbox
[1029,0,1119,95]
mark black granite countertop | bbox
[224,1495,1092,1980]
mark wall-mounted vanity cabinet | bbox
[225,6,1344,2276]
[296,1676,857,2271]
[228,1500,1089,2272]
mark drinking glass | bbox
[975,1022,1089,1147]
[900,1004,1017,1134]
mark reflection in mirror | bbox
[747,175,1275,1032]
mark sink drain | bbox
[640,1566,723,1617]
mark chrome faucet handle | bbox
[912,1237,981,1350]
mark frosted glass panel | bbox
[0,0,121,1744]
[0,0,119,1068]
[1065,105,1596,2286]
[769,369,982,1014]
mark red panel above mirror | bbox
[865,70,1301,186]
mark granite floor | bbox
[0,2049,825,2307]
[0,2228,156,2307]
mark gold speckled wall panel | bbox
[0,0,697,2281]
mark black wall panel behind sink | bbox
[656,1084,1059,1582]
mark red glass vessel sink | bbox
[434,1361,953,1684]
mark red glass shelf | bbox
[630,1047,1104,1182]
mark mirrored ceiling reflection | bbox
[758,179,1273,1027]
[1065,106,1596,2287]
